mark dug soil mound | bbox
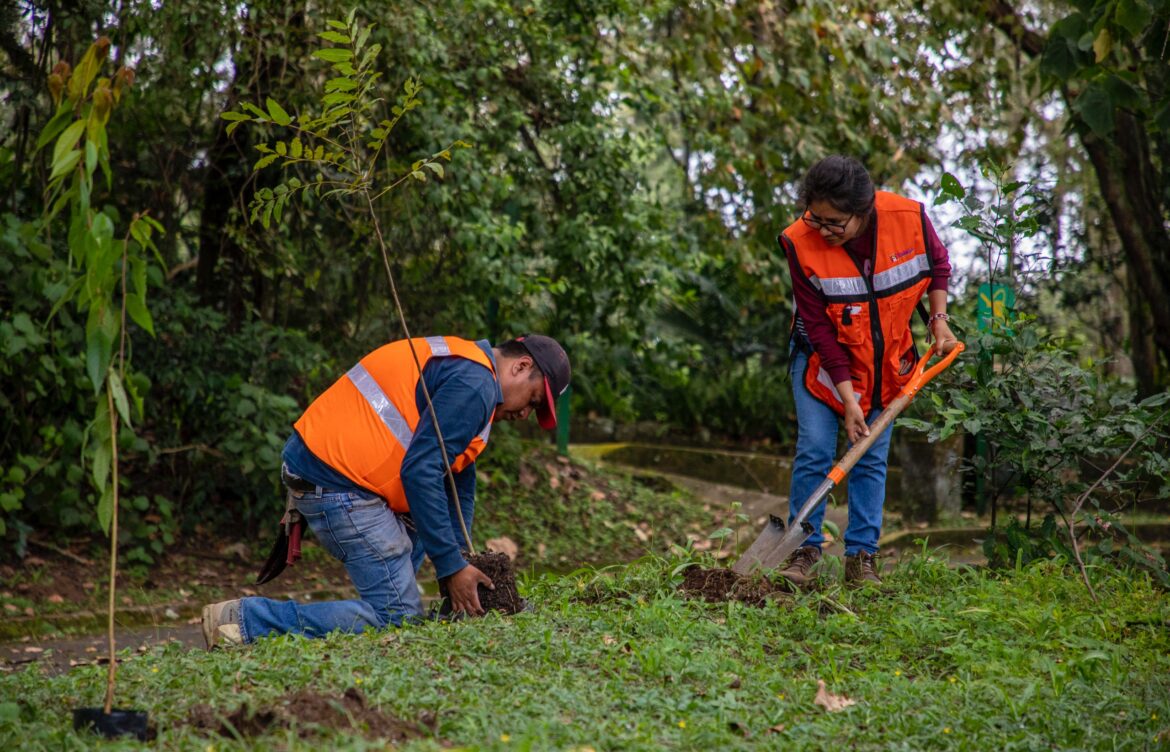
[680,566,792,606]
[187,687,434,742]
[438,551,524,615]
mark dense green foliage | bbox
[1,1,1169,557]
[1,556,1167,749]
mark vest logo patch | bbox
[889,247,917,263]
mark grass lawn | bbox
[1,553,1167,750]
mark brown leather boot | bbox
[777,546,822,586]
[844,551,882,587]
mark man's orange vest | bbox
[780,191,932,415]
[294,336,496,512]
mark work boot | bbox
[844,551,882,587]
[777,546,822,586]
[201,599,243,649]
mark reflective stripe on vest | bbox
[346,363,414,450]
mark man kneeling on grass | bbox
[201,334,570,648]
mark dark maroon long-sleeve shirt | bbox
[786,208,951,385]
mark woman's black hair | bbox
[798,155,875,216]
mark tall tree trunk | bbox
[986,1,1170,393]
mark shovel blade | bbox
[732,515,788,575]
[753,524,814,572]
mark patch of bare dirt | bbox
[186,687,435,742]
[679,566,793,606]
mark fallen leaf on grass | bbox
[767,723,785,734]
[519,464,537,488]
[813,679,856,712]
[47,594,64,604]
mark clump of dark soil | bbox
[679,566,792,607]
[439,551,524,615]
[187,687,432,742]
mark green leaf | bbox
[220,111,251,122]
[312,48,353,63]
[1073,82,1115,136]
[50,148,83,182]
[97,485,114,535]
[327,19,348,30]
[325,77,358,92]
[423,161,445,179]
[241,101,268,119]
[318,31,351,43]
[253,153,279,171]
[410,170,426,181]
[126,293,154,336]
[108,371,132,427]
[53,120,87,169]
[1115,0,1151,38]
[290,138,303,158]
[266,98,292,126]
[322,92,355,106]
[86,323,113,393]
[276,141,287,156]
[940,172,965,200]
[34,106,74,152]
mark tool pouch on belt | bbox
[255,490,306,585]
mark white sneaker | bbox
[201,599,243,649]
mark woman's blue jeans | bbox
[238,488,425,643]
[789,347,894,555]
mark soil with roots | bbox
[679,566,793,606]
[438,551,525,616]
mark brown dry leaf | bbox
[602,635,617,646]
[537,542,547,559]
[589,490,606,501]
[813,679,856,712]
[23,646,43,654]
[518,464,537,488]
[549,475,561,490]
[485,536,519,561]
[633,527,650,543]
[47,594,65,604]
[3,604,17,613]
[767,723,786,734]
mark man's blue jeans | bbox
[238,488,424,643]
[788,347,894,555]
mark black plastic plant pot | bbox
[72,707,150,741]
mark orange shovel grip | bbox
[903,341,965,398]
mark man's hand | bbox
[446,564,493,617]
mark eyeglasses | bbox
[802,211,853,235]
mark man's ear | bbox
[512,355,534,377]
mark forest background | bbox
[1,0,1168,561]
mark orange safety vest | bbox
[294,336,496,512]
[780,191,932,415]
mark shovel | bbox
[732,342,964,575]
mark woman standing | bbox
[778,156,960,586]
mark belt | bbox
[281,465,321,494]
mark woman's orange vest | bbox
[293,337,496,512]
[780,191,932,415]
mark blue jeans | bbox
[238,488,425,643]
[788,347,894,555]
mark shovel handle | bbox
[826,342,964,485]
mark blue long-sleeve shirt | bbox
[282,340,501,579]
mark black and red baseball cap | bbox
[516,334,571,430]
